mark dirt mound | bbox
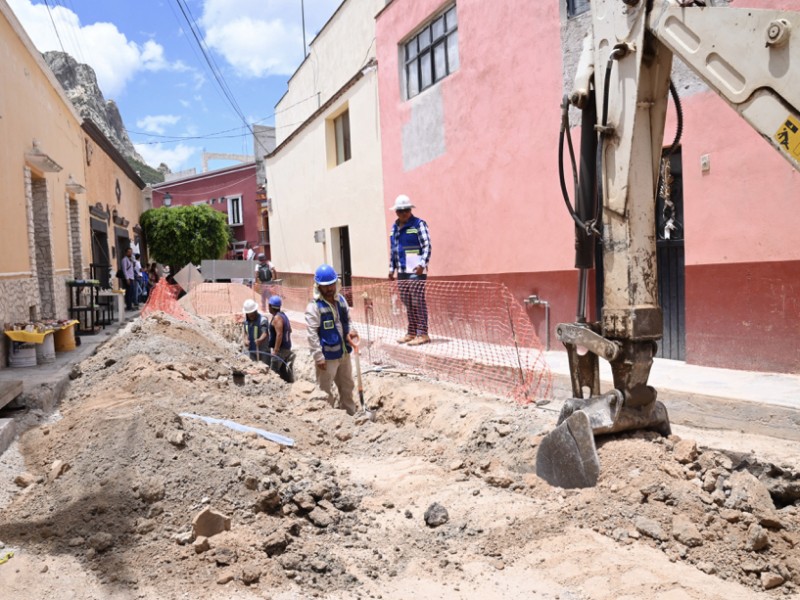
[0,311,798,599]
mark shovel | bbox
[351,336,375,421]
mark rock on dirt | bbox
[0,310,798,600]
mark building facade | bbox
[265,0,389,288]
[0,0,145,368]
[375,0,800,373]
[151,162,262,260]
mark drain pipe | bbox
[525,295,551,351]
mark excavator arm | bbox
[537,0,800,489]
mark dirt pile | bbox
[0,311,798,599]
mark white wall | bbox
[275,0,385,144]
[266,70,388,279]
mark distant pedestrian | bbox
[388,194,431,346]
[147,262,160,292]
[267,295,295,383]
[245,242,255,262]
[122,247,136,311]
[255,253,277,310]
[304,264,359,415]
[134,253,144,305]
[242,298,269,363]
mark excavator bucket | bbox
[536,390,671,489]
[535,410,599,489]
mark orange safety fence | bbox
[141,279,552,404]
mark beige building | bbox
[265,0,388,288]
[0,0,145,367]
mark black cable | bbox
[173,0,254,137]
[589,50,620,235]
[558,95,585,230]
[44,0,66,53]
[664,79,683,157]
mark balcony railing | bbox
[258,230,270,246]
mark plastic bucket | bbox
[54,324,76,351]
[36,333,56,364]
[9,342,37,368]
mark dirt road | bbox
[0,312,798,599]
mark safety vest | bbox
[316,295,350,360]
[269,312,292,351]
[392,216,426,271]
[243,314,269,352]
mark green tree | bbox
[140,205,232,272]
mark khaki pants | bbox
[315,352,356,415]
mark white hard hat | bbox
[242,299,259,314]
[390,194,415,211]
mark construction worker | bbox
[242,298,269,363]
[388,193,431,345]
[267,295,295,383]
[304,264,359,415]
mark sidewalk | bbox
[0,309,139,455]
[287,307,800,441]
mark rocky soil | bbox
[0,311,798,599]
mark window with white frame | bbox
[334,110,351,165]
[227,195,243,226]
[404,4,459,100]
[567,0,590,18]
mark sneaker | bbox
[397,334,415,344]
[407,335,430,346]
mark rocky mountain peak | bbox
[43,50,145,164]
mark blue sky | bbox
[8,0,340,173]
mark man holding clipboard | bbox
[388,194,432,346]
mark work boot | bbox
[397,334,415,344]
[407,334,430,346]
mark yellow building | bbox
[0,0,145,367]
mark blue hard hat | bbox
[268,295,282,308]
[314,264,338,286]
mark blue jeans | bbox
[397,273,428,335]
[124,279,136,309]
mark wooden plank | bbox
[0,380,24,410]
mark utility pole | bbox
[301,0,308,58]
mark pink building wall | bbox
[376,0,580,354]
[377,1,800,373]
[151,163,261,259]
[376,1,570,275]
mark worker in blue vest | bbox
[267,295,295,383]
[304,264,359,414]
[242,298,269,363]
[388,194,431,346]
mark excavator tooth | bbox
[535,410,600,489]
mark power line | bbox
[125,93,320,144]
[172,0,254,137]
[43,0,66,53]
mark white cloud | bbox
[136,114,181,135]
[134,143,198,171]
[7,0,191,97]
[199,0,340,77]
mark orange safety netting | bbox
[142,279,552,403]
[140,279,190,320]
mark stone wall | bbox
[0,277,39,368]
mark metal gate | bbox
[655,149,686,360]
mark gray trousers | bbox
[315,352,356,415]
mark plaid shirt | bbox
[389,215,431,273]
